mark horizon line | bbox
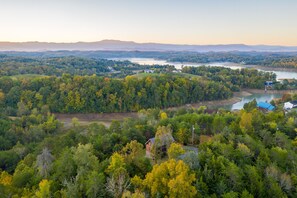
[0,39,297,47]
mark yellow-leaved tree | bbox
[167,143,185,159]
[132,159,197,198]
[239,111,253,133]
[160,112,168,120]
[35,179,51,198]
[0,171,12,186]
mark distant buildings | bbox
[265,81,274,91]
[172,69,182,73]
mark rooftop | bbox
[257,102,275,111]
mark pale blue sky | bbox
[1,0,297,45]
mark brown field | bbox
[55,112,138,128]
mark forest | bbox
[0,55,172,77]
[3,51,297,69]
[1,53,297,197]
[0,74,232,114]
[182,66,276,91]
[1,98,297,197]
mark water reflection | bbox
[220,93,282,110]
[112,58,292,110]
[113,57,297,80]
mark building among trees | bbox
[145,132,174,158]
[284,100,297,110]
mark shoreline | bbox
[166,97,242,110]
[244,65,297,72]
[243,88,297,94]
[168,60,297,73]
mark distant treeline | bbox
[0,75,232,114]
[182,66,276,91]
[166,52,297,68]
[0,55,171,77]
[2,51,297,68]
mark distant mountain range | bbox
[1,40,297,52]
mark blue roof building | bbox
[257,102,275,111]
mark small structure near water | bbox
[284,101,297,110]
[257,102,275,111]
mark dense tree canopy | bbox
[1,52,297,197]
[182,66,276,90]
[3,51,297,69]
[0,55,172,77]
[0,74,232,114]
[0,99,296,197]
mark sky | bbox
[1,0,297,45]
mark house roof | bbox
[146,133,174,146]
[257,102,275,111]
[148,137,155,144]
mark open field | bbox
[55,112,139,127]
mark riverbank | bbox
[167,97,242,110]
[243,64,297,73]
[243,88,297,94]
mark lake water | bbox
[219,93,282,110]
[112,58,293,110]
[113,57,297,80]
